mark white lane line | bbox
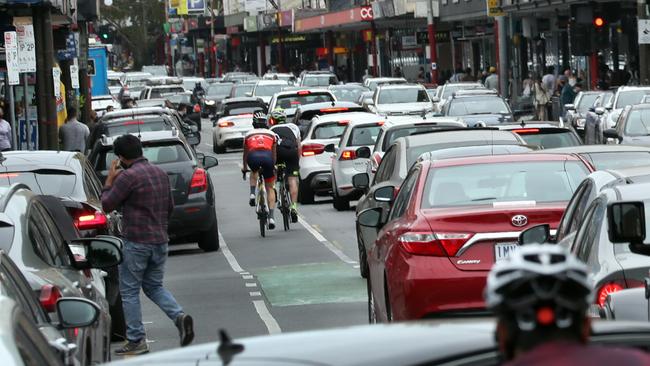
[245,282,257,287]
[297,216,357,265]
[253,300,282,334]
[219,232,244,273]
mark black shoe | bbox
[290,209,298,223]
[268,218,276,230]
[114,339,149,356]
[175,313,195,347]
[249,194,255,207]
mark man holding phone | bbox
[102,134,194,355]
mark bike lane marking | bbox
[297,216,357,265]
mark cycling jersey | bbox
[245,129,277,151]
[505,342,650,366]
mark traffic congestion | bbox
[6,59,650,366]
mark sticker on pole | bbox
[70,65,80,89]
[639,19,650,44]
[15,23,36,73]
[53,68,62,98]
[4,32,20,86]
[431,62,438,71]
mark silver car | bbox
[328,112,386,210]
[367,84,434,117]
[603,86,650,129]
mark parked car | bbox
[291,101,366,138]
[251,80,289,104]
[367,84,433,116]
[362,77,407,92]
[299,71,339,87]
[353,134,533,278]
[212,97,267,153]
[357,153,592,321]
[605,103,650,146]
[88,131,220,251]
[0,184,123,364]
[329,112,386,210]
[497,121,582,149]
[538,145,650,170]
[439,89,514,126]
[328,84,370,103]
[267,89,337,120]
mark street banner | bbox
[639,19,650,44]
[13,18,36,73]
[70,64,80,89]
[4,32,19,86]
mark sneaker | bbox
[175,313,195,347]
[269,218,276,230]
[290,208,298,223]
[249,194,255,207]
[114,339,149,356]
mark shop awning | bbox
[294,6,374,32]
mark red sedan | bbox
[357,153,594,322]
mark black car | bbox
[88,130,220,251]
[353,131,530,278]
[203,82,235,116]
[211,97,267,126]
[291,102,366,138]
[497,122,583,149]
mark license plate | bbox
[495,242,519,262]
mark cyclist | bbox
[269,110,301,223]
[486,244,650,365]
[242,111,278,229]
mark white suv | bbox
[604,86,650,129]
[267,89,336,121]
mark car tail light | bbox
[376,121,385,126]
[0,173,19,178]
[74,211,108,230]
[218,121,234,128]
[596,283,624,307]
[337,120,350,126]
[190,168,208,193]
[340,149,356,160]
[39,284,62,312]
[194,104,201,113]
[398,232,472,257]
[123,120,144,126]
[302,143,325,157]
[320,107,348,113]
[297,90,311,95]
[512,128,540,134]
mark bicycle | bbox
[243,168,269,237]
[275,163,292,231]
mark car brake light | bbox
[194,104,201,113]
[338,120,350,126]
[0,173,19,178]
[596,283,624,307]
[398,232,472,257]
[39,284,62,312]
[340,149,356,160]
[320,107,348,112]
[297,90,311,95]
[302,143,325,157]
[512,128,540,134]
[218,121,235,128]
[376,121,385,126]
[74,211,108,230]
[190,168,208,193]
[123,121,145,126]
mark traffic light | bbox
[593,16,605,28]
[97,25,114,43]
[593,12,608,45]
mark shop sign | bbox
[226,26,241,34]
[360,6,374,20]
[279,10,294,28]
[187,0,205,13]
[487,0,505,17]
[417,31,450,44]
[271,35,306,44]
[639,19,650,44]
[295,6,374,32]
[244,16,258,32]
[70,64,79,89]
[402,35,417,48]
[258,13,278,31]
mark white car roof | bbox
[381,117,466,129]
[255,80,289,86]
[377,84,426,91]
[315,112,382,124]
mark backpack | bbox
[273,125,298,151]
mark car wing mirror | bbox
[56,298,100,329]
[603,128,619,140]
[203,155,219,169]
[608,202,648,254]
[363,98,374,106]
[518,224,551,245]
[564,104,576,111]
[595,107,606,115]
[324,143,336,153]
[355,146,371,159]
[431,96,440,103]
[187,134,200,146]
[70,237,123,269]
[374,185,395,203]
[352,173,370,190]
[357,207,383,228]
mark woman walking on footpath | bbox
[532,75,549,121]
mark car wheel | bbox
[332,191,350,211]
[214,144,226,154]
[356,225,369,278]
[298,179,315,204]
[198,216,220,252]
[367,277,377,324]
[110,293,126,342]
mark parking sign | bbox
[187,0,205,13]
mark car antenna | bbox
[520,120,526,128]
[217,329,244,366]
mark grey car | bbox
[440,89,514,126]
[0,184,123,365]
[605,104,650,146]
[368,84,434,116]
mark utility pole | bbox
[639,0,649,84]
[496,15,508,97]
[210,0,215,77]
[427,0,438,84]
[79,22,92,127]
[34,7,58,150]
[142,0,148,65]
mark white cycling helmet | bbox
[485,244,593,331]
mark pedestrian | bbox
[106,105,115,113]
[59,107,89,152]
[394,66,403,77]
[102,134,194,356]
[462,67,475,82]
[532,75,549,121]
[484,67,498,91]
[0,107,12,152]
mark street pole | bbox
[427,0,438,84]
[142,0,147,66]
[639,0,649,84]
[22,74,29,150]
[34,8,58,150]
[210,0,215,77]
[6,81,16,150]
[371,21,378,77]
[79,21,91,128]
[496,15,508,97]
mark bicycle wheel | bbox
[258,178,267,237]
[259,213,266,237]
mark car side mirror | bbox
[70,238,123,269]
[203,155,219,169]
[608,202,646,247]
[518,224,551,245]
[357,207,383,228]
[431,96,440,103]
[352,173,370,190]
[603,128,619,140]
[595,107,606,115]
[324,143,336,153]
[187,134,200,146]
[374,185,395,203]
[565,104,576,111]
[245,92,253,97]
[363,98,374,106]
[355,146,371,159]
[190,124,199,133]
[56,298,100,329]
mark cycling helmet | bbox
[485,244,593,331]
[270,110,287,125]
[252,111,268,129]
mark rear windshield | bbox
[167,94,191,105]
[0,170,76,196]
[331,88,367,102]
[208,84,234,96]
[441,84,484,99]
[448,97,510,116]
[378,89,430,104]
[225,102,265,116]
[624,109,650,136]
[585,152,650,170]
[105,117,173,136]
[150,87,185,98]
[515,131,582,149]
[232,84,255,97]
[303,75,337,87]
[98,142,191,171]
[255,85,286,97]
[382,126,453,151]
[422,161,588,208]
[275,93,335,110]
[313,122,346,140]
[347,125,382,147]
[616,90,650,109]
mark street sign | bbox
[13,18,36,73]
[431,62,438,71]
[639,19,650,44]
[19,117,38,151]
[4,32,19,86]
[70,64,80,89]
[187,0,205,13]
[53,68,61,98]
[486,0,504,17]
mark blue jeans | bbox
[119,241,183,342]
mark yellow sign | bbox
[487,0,504,17]
[170,0,179,7]
[177,0,188,15]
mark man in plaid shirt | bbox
[102,134,194,355]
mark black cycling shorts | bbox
[247,150,275,182]
[277,146,300,176]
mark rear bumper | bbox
[215,131,246,147]
[387,252,487,320]
[302,171,332,192]
[168,194,215,240]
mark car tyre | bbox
[298,179,315,204]
[384,273,393,322]
[110,293,126,342]
[367,277,377,324]
[332,191,350,211]
[356,225,368,278]
[198,216,220,252]
[214,143,226,154]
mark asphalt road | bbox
[117,119,367,356]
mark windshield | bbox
[616,90,650,109]
[586,152,650,170]
[383,126,454,151]
[331,88,367,102]
[422,161,588,208]
[100,142,190,171]
[303,75,337,87]
[442,84,484,99]
[347,125,382,147]
[208,84,234,96]
[313,123,346,139]
[275,93,335,110]
[0,170,76,196]
[104,117,173,136]
[624,109,650,136]
[255,85,286,97]
[150,87,185,98]
[167,94,191,105]
[576,94,601,114]
[516,131,582,149]
[232,84,255,97]
[378,89,430,104]
[182,80,206,91]
[225,102,265,116]
[448,97,510,116]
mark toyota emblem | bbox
[511,215,528,227]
